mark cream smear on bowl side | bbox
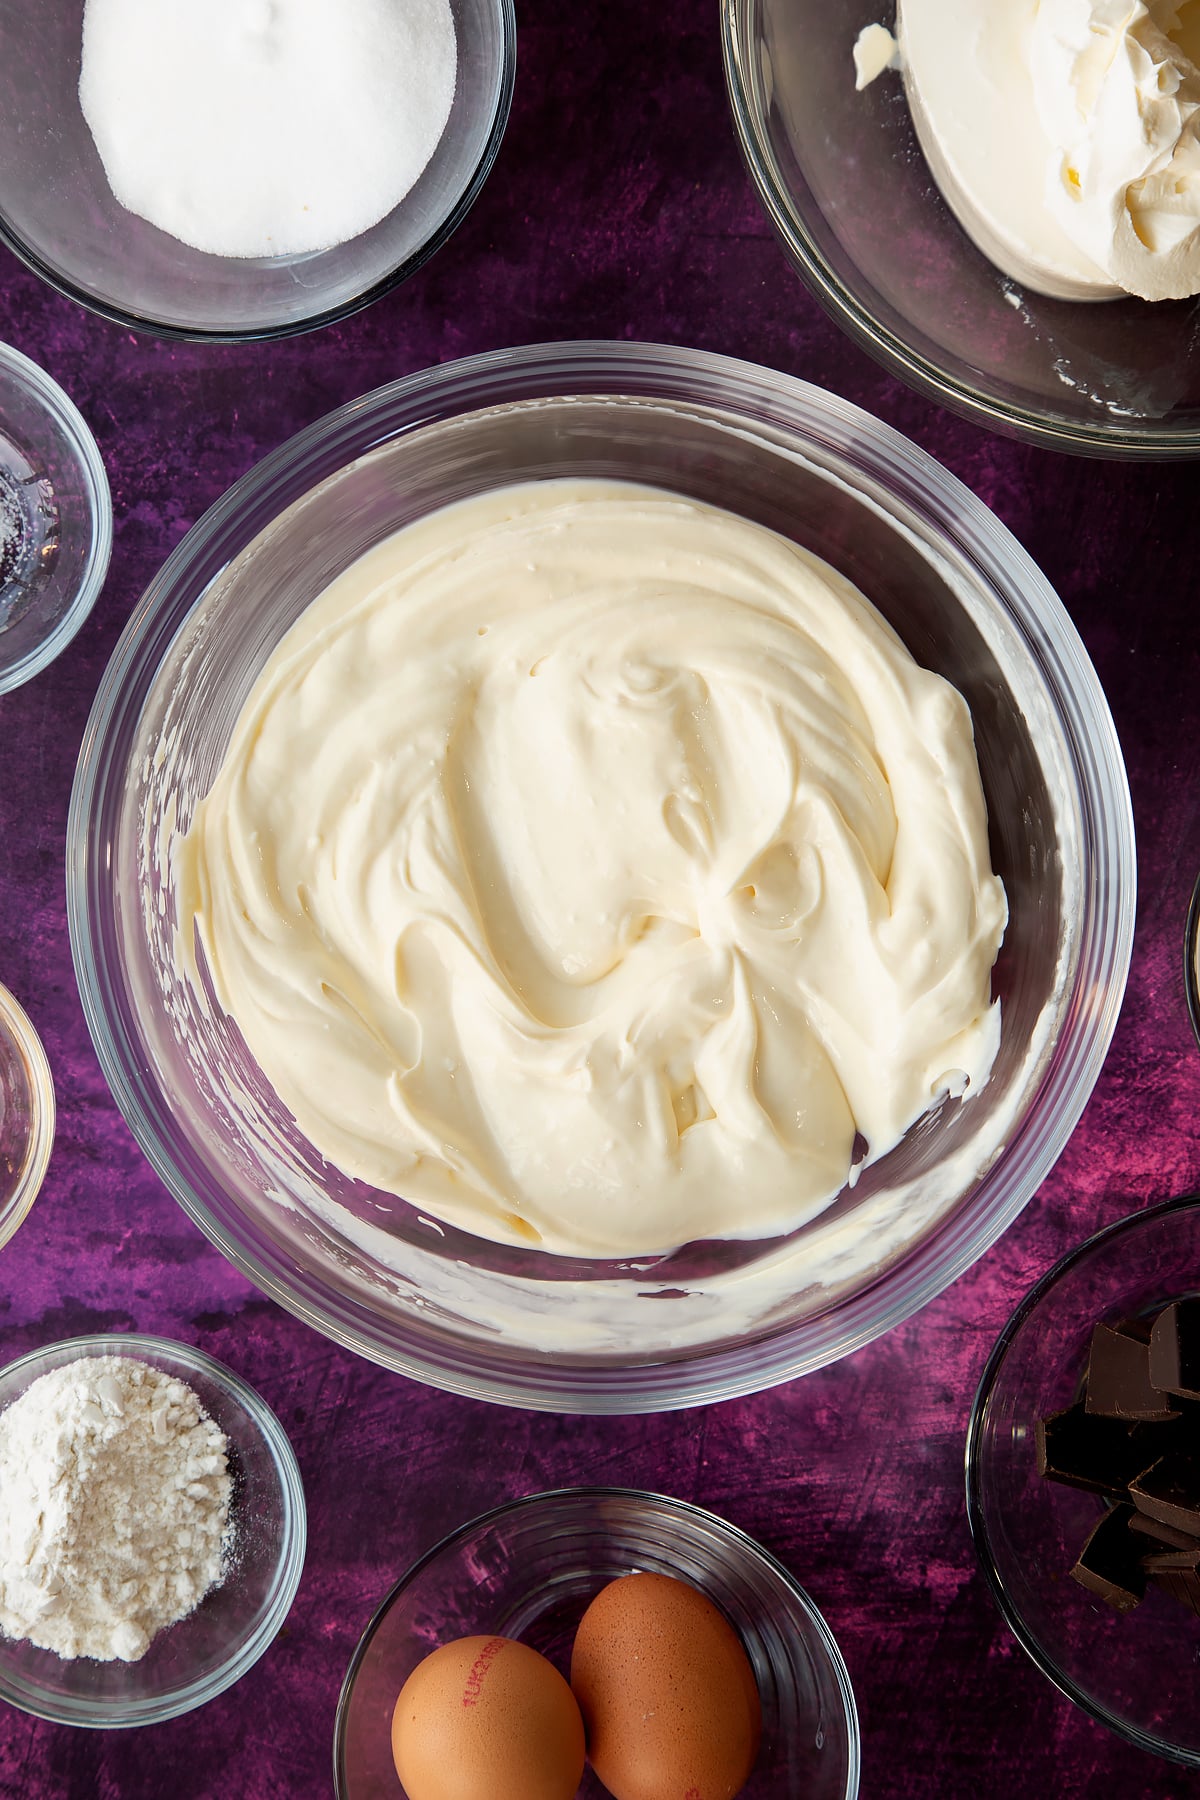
[78,0,457,258]
[856,2,1200,301]
[173,478,1008,1261]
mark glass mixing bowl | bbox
[0,0,514,341]
[334,1487,859,1800]
[966,1197,1200,1766]
[722,0,1200,457]
[67,341,1135,1412]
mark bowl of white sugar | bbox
[0,0,515,340]
[0,1334,305,1726]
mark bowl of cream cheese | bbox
[67,341,1135,1410]
[0,0,514,340]
[723,0,1200,454]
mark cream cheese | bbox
[174,480,1007,1259]
[853,24,900,91]
[883,0,1200,301]
[896,0,1119,299]
[1032,0,1200,301]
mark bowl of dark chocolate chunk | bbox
[967,1195,1200,1767]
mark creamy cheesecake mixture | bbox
[859,2,1200,301]
[175,480,1007,1259]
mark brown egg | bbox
[391,1633,585,1800]
[570,1572,762,1800]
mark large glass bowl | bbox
[966,1197,1200,1766]
[66,341,1135,1412]
[0,0,514,341]
[0,1333,306,1727]
[722,0,1200,457]
[334,1487,859,1800]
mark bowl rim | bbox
[0,1330,307,1728]
[0,978,56,1253]
[331,1482,862,1800]
[719,0,1200,461]
[66,339,1136,1412]
[0,0,516,344]
[964,1192,1200,1767]
[0,340,112,692]
[1184,872,1200,1054]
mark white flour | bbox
[79,0,458,258]
[0,479,18,582]
[0,1355,232,1662]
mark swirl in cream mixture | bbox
[175,480,1007,1256]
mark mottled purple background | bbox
[2,2,1200,1796]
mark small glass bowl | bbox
[722,0,1200,457]
[0,981,55,1252]
[334,1486,859,1800]
[0,342,111,692]
[0,1333,306,1727]
[1184,872,1200,1051]
[0,0,514,341]
[966,1196,1200,1766]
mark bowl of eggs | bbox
[722,0,1200,454]
[334,1487,860,1800]
[0,0,515,339]
[67,340,1134,1411]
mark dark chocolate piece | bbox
[1070,1505,1146,1613]
[1085,1320,1179,1420]
[1129,1452,1200,1536]
[1038,1295,1200,1619]
[1149,1300,1200,1402]
[1152,1569,1200,1617]
[1142,1546,1200,1572]
[1036,1404,1174,1494]
[1128,1511,1200,1552]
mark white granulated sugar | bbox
[0,1355,232,1662]
[79,0,457,259]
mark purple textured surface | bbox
[1,2,1199,1795]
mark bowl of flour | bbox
[0,1334,305,1726]
[0,0,515,339]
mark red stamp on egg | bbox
[461,1636,507,1706]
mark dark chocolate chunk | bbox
[1142,1546,1200,1572]
[1085,1320,1179,1420]
[1036,1404,1175,1494]
[1070,1505,1146,1613]
[1129,1452,1200,1536]
[1149,1300,1200,1402]
[1128,1511,1200,1552]
[1152,1569,1200,1617]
